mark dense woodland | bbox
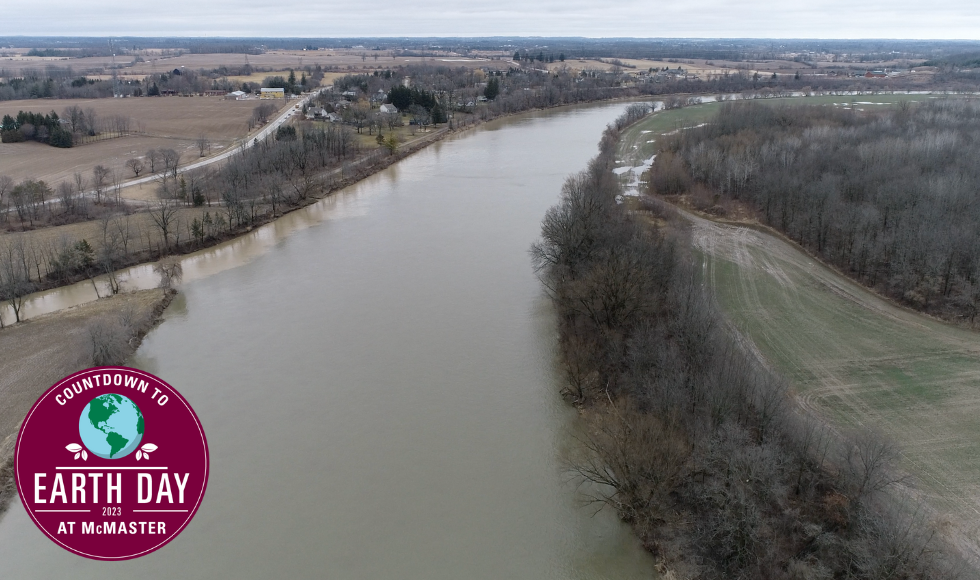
[533,110,968,579]
[650,100,980,322]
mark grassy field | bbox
[0,96,287,187]
[619,98,980,557]
[616,93,939,169]
[689,210,980,556]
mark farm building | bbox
[379,103,399,114]
[227,90,247,100]
[260,88,285,99]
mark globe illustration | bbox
[78,394,144,459]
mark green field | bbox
[618,97,980,556]
[617,93,936,169]
[688,213,980,544]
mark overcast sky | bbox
[7,0,980,39]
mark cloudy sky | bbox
[8,0,980,39]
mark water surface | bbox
[0,103,657,579]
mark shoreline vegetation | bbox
[1,84,969,328]
[532,107,971,578]
[1,80,977,566]
[0,287,175,516]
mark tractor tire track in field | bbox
[681,207,980,561]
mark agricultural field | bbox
[689,210,980,558]
[620,99,980,558]
[221,70,347,87]
[543,56,930,80]
[0,49,503,76]
[0,288,168,442]
[0,96,287,187]
[616,93,937,171]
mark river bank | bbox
[0,92,661,328]
[0,287,175,516]
[538,106,969,577]
[4,88,956,326]
[0,100,664,579]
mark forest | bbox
[532,108,968,579]
[649,99,980,322]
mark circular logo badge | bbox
[14,367,209,560]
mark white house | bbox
[227,90,247,100]
[305,107,329,120]
[379,103,399,115]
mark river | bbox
[0,103,659,578]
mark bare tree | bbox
[196,134,211,157]
[145,149,160,174]
[62,105,85,135]
[0,238,35,324]
[125,158,145,178]
[149,200,179,253]
[83,107,99,135]
[57,181,79,216]
[841,431,903,505]
[0,175,13,221]
[98,216,125,294]
[92,165,112,204]
[160,148,181,179]
[73,172,86,196]
[153,258,183,289]
[87,316,130,365]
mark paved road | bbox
[115,90,321,200]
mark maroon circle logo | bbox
[14,367,209,560]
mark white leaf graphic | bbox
[141,443,158,453]
[81,450,88,461]
[66,443,82,453]
[136,451,142,461]
[74,452,80,460]
[143,453,150,460]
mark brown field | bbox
[544,56,928,79]
[0,287,171,515]
[0,288,169,443]
[0,49,507,76]
[0,96,287,187]
[222,70,347,87]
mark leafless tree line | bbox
[651,99,980,323]
[0,166,128,230]
[0,212,175,326]
[61,105,138,139]
[533,111,970,579]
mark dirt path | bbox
[681,208,980,560]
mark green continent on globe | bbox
[88,393,120,429]
[86,394,142,458]
[105,431,130,458]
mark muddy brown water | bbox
[0,104,659,578]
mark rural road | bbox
[113,90,322,201]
